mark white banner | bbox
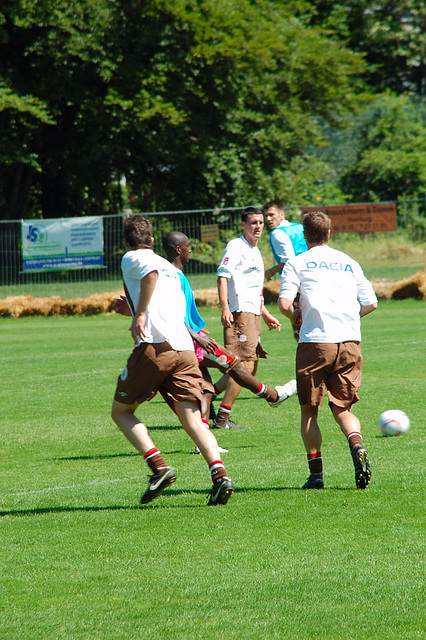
[21,216,104,272]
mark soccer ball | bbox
[378,410,410,437]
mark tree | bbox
[340,94,426,201]
[0,0,368,218]
[305,1,426,97]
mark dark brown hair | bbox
[263,200,284,213]
[124,215,153,249]
[302,211,331,244]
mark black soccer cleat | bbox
[302,475,324,489]
[352,447,371,489]
[207,477,235,506]
[140,466,177,504]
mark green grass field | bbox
[1,301,425,640]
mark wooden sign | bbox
[300,202,397,233]
[200,224,220,242]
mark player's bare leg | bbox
[174,401,224,463]
[211,361,256,429]
[300,404,324,489]
[175,400,234,505]
[331,404,371,489]
[111,400,155,454]
[111,399,177,504]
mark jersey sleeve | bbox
[122,251,159,280]
[354,266,378,306]
[270,228,295,264]
[216,241,235,278]
[279,259,300,300]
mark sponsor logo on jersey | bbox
[306,261,353,273]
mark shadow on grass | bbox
[56,448,191,461]
[58,452,140,461]
[0,485,359,517]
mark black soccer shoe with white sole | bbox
[302,475,324,489]
[140,466,177,504]
[352,447,371,489]
[207,477,234,506]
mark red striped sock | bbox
[255,382,276,402]
[307,452,323,477]
[347,432,363,450]
[143,448,167,474]
[209,460,227,483]
[216,403,232,424]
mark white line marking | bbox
[2,476,142,499]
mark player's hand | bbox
[113,295,132,316]
[265,316,281,332]
[221,310,234,328]
[264,267,273,282]
[130,313,146,345]
[195,334,218,354]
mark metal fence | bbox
[0,198,424,297]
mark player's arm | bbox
[266,231,294,281]
[185,324,217,354]
[113,295,132,316]
[261,306,281,331]
[356,269,378,318]
[217,276,234,327]
[131,270,158,344]
[278,297,302,326]
[360,302,377,317]
[264,263,285,282]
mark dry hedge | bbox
[0,292,122,318]
[1,270,425,318]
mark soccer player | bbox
[216,207,289,429]
[263,200,308,282]
[278,211,378,489]
[111,215,234,506]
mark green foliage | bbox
[0,1,425,219]
[340,95,426,202]
[0,0,367,218]
[306,1,426,96]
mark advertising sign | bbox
[21,216,104,272]
[300,202,397,233]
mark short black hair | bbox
[162,231,188,260]
[241,206,263,222]
[263,200,284,212]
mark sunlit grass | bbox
[1,301,424,639]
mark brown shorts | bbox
[224,312,268,362]
[114,341,212,411]
[296,341,362,408]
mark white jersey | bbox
[279,245,377,343]
[121,248,193,351]
[217,236,264,314]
